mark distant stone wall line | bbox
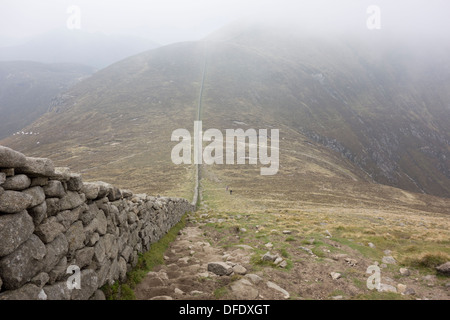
[0,145,194,300]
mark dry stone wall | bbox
[0,146,194,300]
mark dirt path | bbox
[135,212,450,300]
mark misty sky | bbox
[0,0,449,45]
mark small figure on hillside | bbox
[226,185,229,192]
[230,189,233,195]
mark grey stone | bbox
[0,284,41,300]
[71,269,99,300]
[1,174,31,191]
[56,205,84,230]
[51,167,71,181]
[44,281,72,300]
[298,246,315,255]
[0,234,46,290]
[81,183,100,200]
[230,278,259,299]
[267,281,290,299]
[35,217,65,243]
[207,261,233,276]
[59,191,85,211]
[93,236,107,264]
[90,290,106,300]
[42,234,68,272]
[45,198,60,216]
[31,272,50,288]
[368,242,376,248]
[30,177,49,187]
[28,201,47,226]
[245,274,263,285]
[0,146,26,168]
[378,283,397,293]
[118,257,127,282]
[0,172,6,185]
[233,264,247,275]
[43,180,66,198]
[150,296,173,300]
[330,272,342,280]
[436,262,450,276]
[404,288,416,295]
[262,252,278,262]
[65,221,86,254]
[74,247,95,269]
[0,190,33,213]
[1,168,14,177]
[382,256,397,264]
[47,257,67,284]
[0,210,35,257]
[23,186,45,207]
[399,268,411,276]
[67,173,83,191]
[16,157,55,177]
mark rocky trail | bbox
[134,211,450,300]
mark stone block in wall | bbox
[56,205,85,230]
[0,234,46,290]
[1,168,14,177]
[50,167,71,181]
[30,177,49,187]
[43,180,66,198]
[1,174,31,191]
[45,198,60,217]
[0,146,27,168]
[43,281,71,300]
[23,186,46,208]
[30,272,49,288]
[71,269,98,300]
[47,257,67,285]
[59,191,85,211]
[67,173,83,192]
[73,247,94,269]
[0,210,35,257]
[81,182,100,200]
[35,217,65,243]
[0,190,33,214]
[65,221,85,256]
[27,201,47,226]
[15,157,55,177]
[0,172,5,185]
[0,283,41,300]
[42,235,68,274]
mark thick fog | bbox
[0,0,449,46]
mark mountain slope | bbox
[0,61,94,139]
[1,23,449,201]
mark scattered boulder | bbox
[207,262,233,276]
[262,252,278,262]
[382,256,397,265]
[436,262,450,276]
[245,274,263,285]
[378,283,397,293]
[232,264,247,275]
[399,268,411,276]
[230,279,259,299]
[330,272,341,280]
[266,281,290,299]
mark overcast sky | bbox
[0,0,449,45]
